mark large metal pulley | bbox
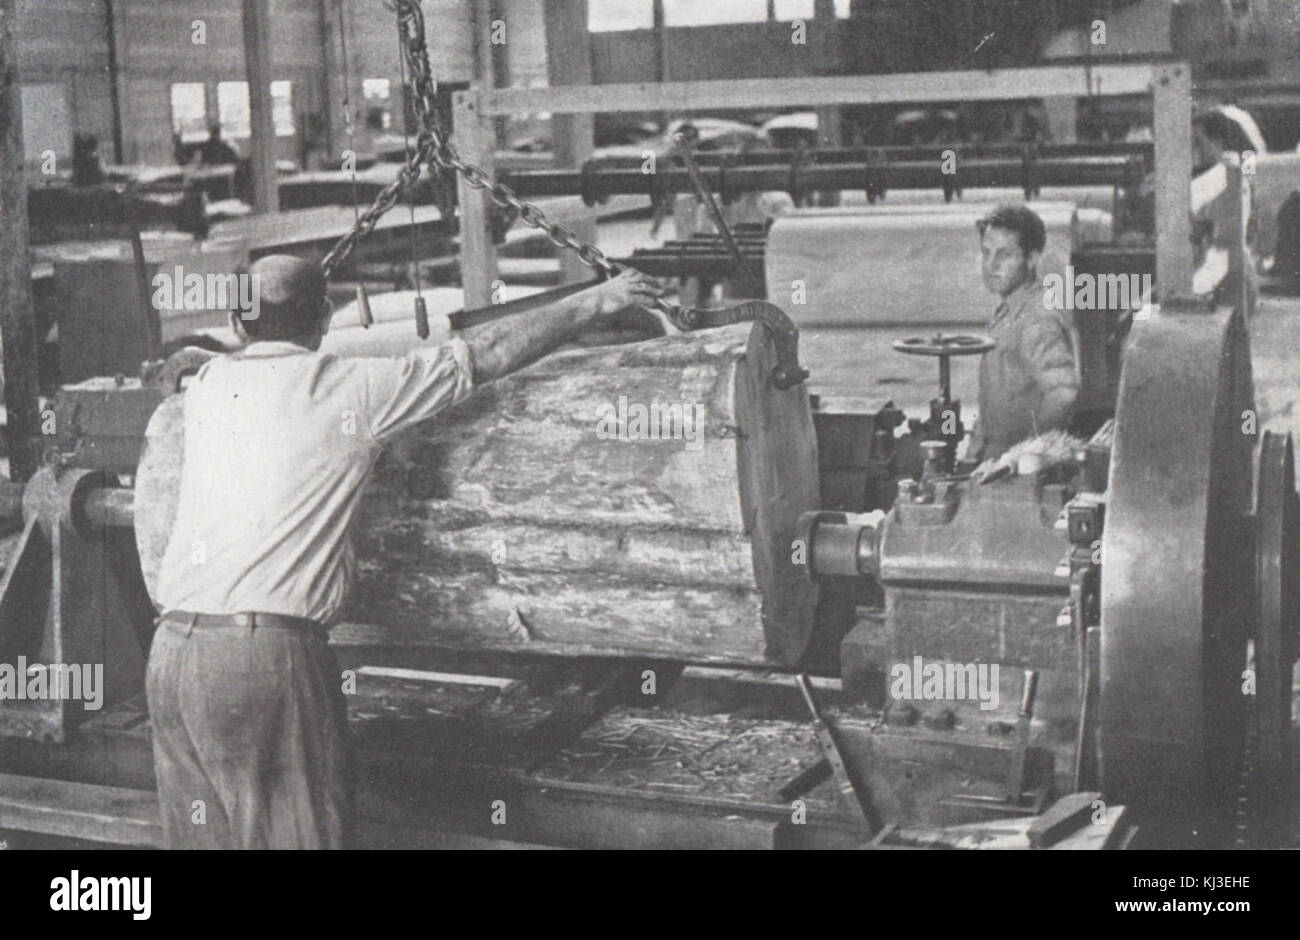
[1097,299,1284,842]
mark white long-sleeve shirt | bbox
[155,339,473,624]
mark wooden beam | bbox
[0,773,161,847]
[1153,62,1193,297]
[241,0,279,213]
[0,0,40,481]
[477,63,1157,115]
[355,665,523,694]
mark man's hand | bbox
[589,269,666,318]
[462,267,666,384]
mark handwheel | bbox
[892,334,994,357]
[893,333,994,401]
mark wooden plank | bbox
[1026,790,1101,847]
[1153,62,1193,297]
[477,64,1157,116]
[1051,804,1130,849]
[0,773,161,847]
[0,0,41,480]
[355,665,522,693]
[882,816,1034,849]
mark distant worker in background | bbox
[196,123,241,166]
[967,204,1078,465]
[71,134,106,186]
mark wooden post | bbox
[318,0,345,164]
[1223,156,1249,316]
[1153,62,1193,299]
[102,0,125,164]
[241,0,279,213]
[473,0,509,149]
[453,88,498,309]
[544,0,597,288]
[813,0,842,206]
[652,0,666,131]
[0,0,40,481]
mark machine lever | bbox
[673,300,809,389]
[796,674,877,831]
[1004,669,1039,803]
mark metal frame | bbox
[451,62,1195,307]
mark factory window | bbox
[363,78,393,131]
[170,83,209,143]
[217,81,250,139]
[216,80,296,139]
[772,0,813,18]
[772,0,851,18]
[663,0,766,26]
[588,0,653,31]
[21,83,72,163]
[271,81,294,137]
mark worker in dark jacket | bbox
[147,256,663,848]
[967,204,1078,463]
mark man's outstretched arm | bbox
[461,269,664,384]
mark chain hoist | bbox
[321,0,807,388]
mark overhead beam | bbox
[476,63,1158,115]
[0,0,40,481]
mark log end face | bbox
[735,322,822,666]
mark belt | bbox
[159,610,328,640]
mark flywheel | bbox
[1099,301,1255,838]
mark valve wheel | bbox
[892,334,994,357]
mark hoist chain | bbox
[320,0,678,323]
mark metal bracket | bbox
[671,300,809,389]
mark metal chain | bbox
[321,0,681,322]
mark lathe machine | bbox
[0,281,1294,848]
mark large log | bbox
[134,323,821,666]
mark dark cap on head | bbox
[241,255,329,341]
[976,204,1047,256]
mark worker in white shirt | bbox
[147,255,663,849]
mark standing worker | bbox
[967,204,1079,464]
[147,255,663,849]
